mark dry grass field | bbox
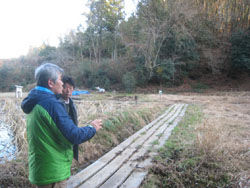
[0,91,249,187]
[142,92,250,187]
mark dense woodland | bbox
[0,0,249,92]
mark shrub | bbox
[79,61,112,90]
[155,59,176,84]
[122,72,136,93]
[134,62,150,86]
[230,28,250,71]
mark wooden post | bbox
[159,90,162,101]
[134,95,138,105]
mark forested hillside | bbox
[0,0,249,92]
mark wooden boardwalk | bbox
[67,103,188,188]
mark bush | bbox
[134,60,150,86]
[156,59,175,81]
[122,72,136,93]
[79,61,112,90]
[0,65,14,91]
[230,28,250,71]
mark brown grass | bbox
[0,96,29,187]
[142,92,250,187]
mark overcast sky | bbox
[0,0,137,59]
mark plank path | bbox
[67,103,188,188]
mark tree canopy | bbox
[0,0,249,92]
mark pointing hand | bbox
[90,119,102,131]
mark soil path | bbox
[67,103,188,188]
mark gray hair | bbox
[35,63,64,88]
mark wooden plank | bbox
[78,105,182,188]
[98,104,186,188]
[99,161,135,188]
[79,148,134,188]
[67,105,176,188]
[99,148,151,188]
[156,104,188,148]
[120,171,148,188]
[67,104,188,188]
[119,104,188,188]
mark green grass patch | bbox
[91,106,166,148]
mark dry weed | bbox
[0,97,29,187]
[142,92,250,187]
[194,93,250,186]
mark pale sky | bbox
[0,0,137,59]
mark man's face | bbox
[49,73,63,94]
[62,83,74,100]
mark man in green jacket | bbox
[21,63,102,187]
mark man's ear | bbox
[48,79,54,88]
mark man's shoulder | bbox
[38,95,64,109]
